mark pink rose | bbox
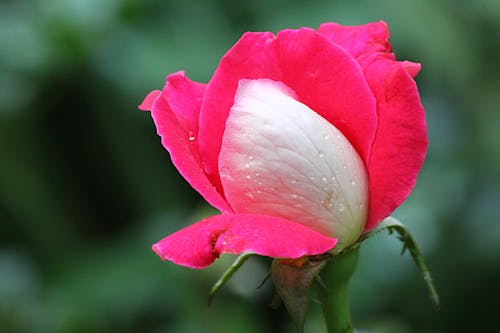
[139,21,427,269]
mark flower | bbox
[139,21,427,269]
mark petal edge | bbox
[152,214,337,269]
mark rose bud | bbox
[139,21,427,269]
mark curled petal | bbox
[138,90,161,111]
[152,214,337,269]
[149,74,232,213]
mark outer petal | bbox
[319,21,427,228]
[138,90,161,111]
[197,32,280,192]
[148,72,232,213]
[152,214,337,269]
[363,57,427,229]
[198,28,377,191]
[318,21,393,59]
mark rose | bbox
[139,21,427,269]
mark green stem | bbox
[318,248,359,333]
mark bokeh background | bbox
[1,0,499,332]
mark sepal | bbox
[271,254,332,332]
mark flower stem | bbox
[318,248,359,333]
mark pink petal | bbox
[401,61,421,78]
[198,28,377,190]
[363,58,427,229]
[163,71,204,134]
[152,214,337,269]
[318,21,392,59]
[197,32,280,191]
[276,28,377,162]
[319,21,427,229]
[149,73,232,213]
[138,90,161,111]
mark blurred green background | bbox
[1,0,499,332]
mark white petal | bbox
[219,78,368,249]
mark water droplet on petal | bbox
[244,189,254,200]
[291,194,298,199]
[220,166,231,177]
[351,180,356,186]
[321,176,328,183]
[338,203,345,212]
[188,131,196,141]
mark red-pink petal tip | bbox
[139,90,161,111]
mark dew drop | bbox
[244,163,250,168]
[351,180,356,186]
[244,189,254,199]
[319,151,325,158]
[220,166,231,177]
[323,134,329,141]
[188,131,196,141]
[331,176,336,181]
[321,176,328,183]
[291,179,297,184]
[245,175,251,180]
[291,194,298,199]
[248,155,254,160]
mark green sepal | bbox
[349,216,440,310]
[271,253,332,332]
[208,252,252,305]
